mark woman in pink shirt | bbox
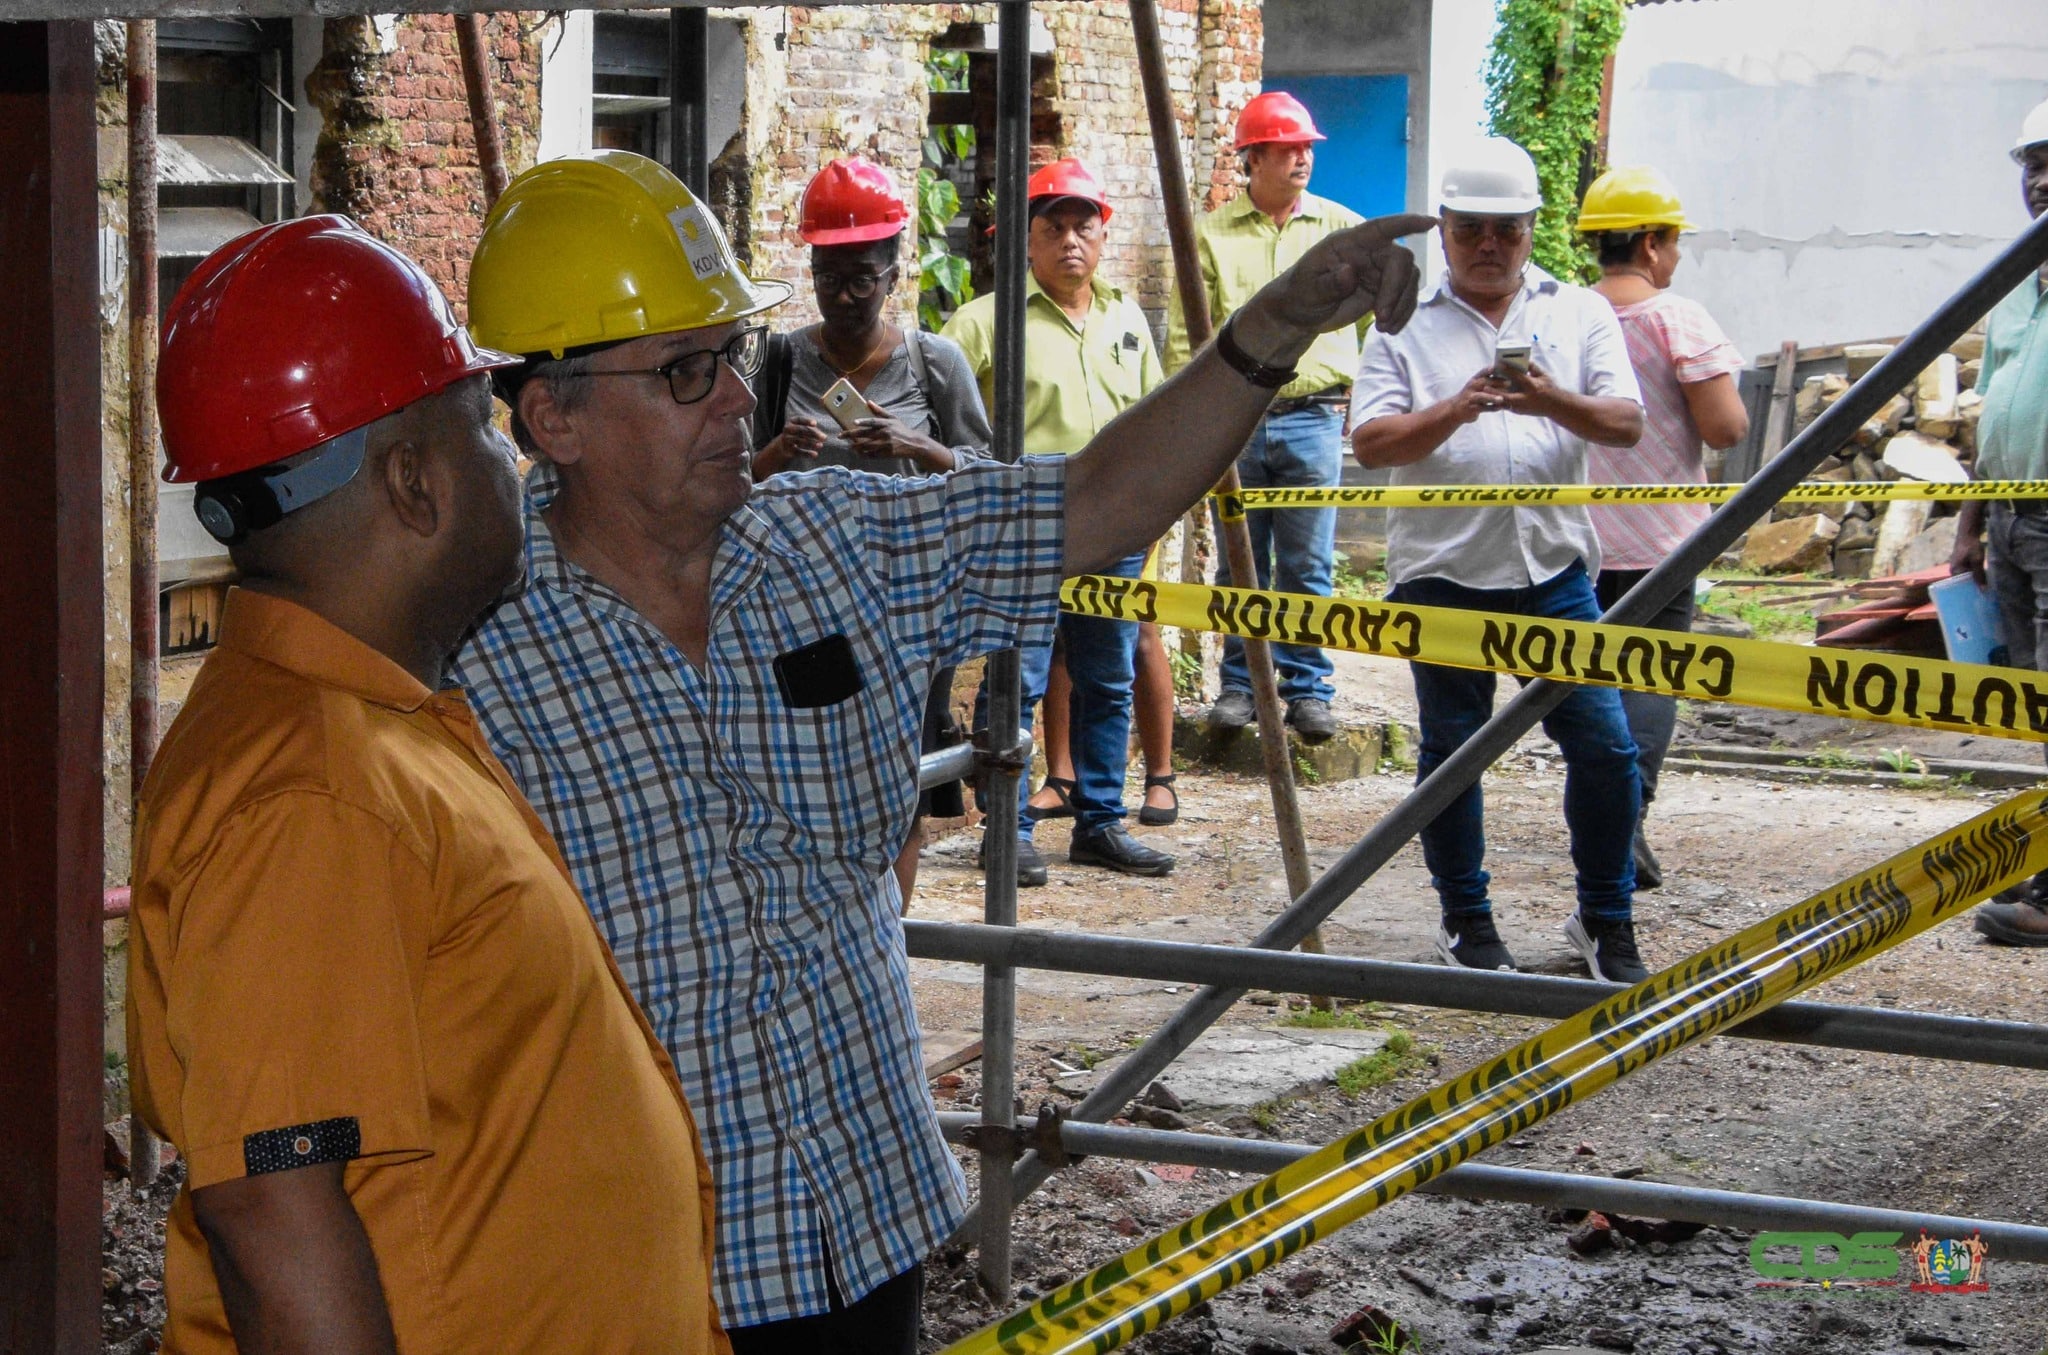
[1580,167,1750,888]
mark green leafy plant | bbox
[1280,1006,1374,1030]
[1168,647,1205,703]
[1800,742,1860,771]
[1483,0,1627,281]
[918,50,976,330]
[1878,747,1925,776]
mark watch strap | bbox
[1214,314,1299,390]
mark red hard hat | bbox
[799,156,909,245]
[158,215,519,483]
[1027,157,1113,224]
[1234,91,1327,150]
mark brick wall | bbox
[747,1,1264,335]
[306,13,545,314]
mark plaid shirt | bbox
[450,456,1067,1326]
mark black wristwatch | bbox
[1214,314,1300,390]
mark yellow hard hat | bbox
[1575,165,1695,233]
[468,151,791,358]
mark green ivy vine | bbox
[918,49,975,330]
[1483,0,1627,282]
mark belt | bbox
[1267,386,1348,418]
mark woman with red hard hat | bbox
[752,154,994,908]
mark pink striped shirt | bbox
[1588,292,1744,570]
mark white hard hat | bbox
[1440,137,1543,215]
[2013,97,2048,162]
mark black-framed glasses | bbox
[584,325,768,406]
[1447,215,1532,245]
[814,266,897,300]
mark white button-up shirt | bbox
[1351,265,1642,590]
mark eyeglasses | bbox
[814,267,897,300]
[1447,216,1532,245]
[584,326,768,406]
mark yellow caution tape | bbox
[1213,480,2048,511]
[942,789,2048,1355]
[1061,576,2048,745]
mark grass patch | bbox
[1332,548,1387,601]
[1279,1004,1384,1030]
[1249,1098,1286,1132]
[1334,1028,1430,1097]
[1695,586,1819,642]
[1800,741,1861,770]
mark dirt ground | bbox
[100,653,2047,1354]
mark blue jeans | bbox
[1388,561,1640,922]
[1215,405,1343,704]
[980,551,1147,839]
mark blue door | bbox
[1265,74,1409,219]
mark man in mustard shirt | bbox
[945,158,1172,884]
[129,218,728,1354]
[1167,91,1368,743]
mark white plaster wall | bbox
[1608,0,2048,360]
[537,10,594,163]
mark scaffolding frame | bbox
[7,3,2048,1351]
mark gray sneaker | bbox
[1207,689,1255,729]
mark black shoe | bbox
[1632,822,1663,891]
[1070,824,1175,877]
[1435,911,1518,971]
[1137,773,1179,827]
[1565,912,1650,984]
[979,833,1048,888]
[1207,690,1255,729]
[1286,697,1339,744]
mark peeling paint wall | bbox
[1608,0,2048,360]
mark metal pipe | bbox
[667,7,710,197]
[903,920,2048,1071]
[1127,0,1326,961]
[454,13,509,206]
[1000,209,2048,1211]
[934,1114,2048,1264]
[125,16,162,1193]
[971,0,1033,1304]
[918,742,978,793]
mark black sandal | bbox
[1030,775,1077,819]
[1137,774,1179,827]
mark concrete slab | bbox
[1174,713,1386,784]
[1052,1024,1392,1112]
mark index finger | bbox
[1348,212,1441,246]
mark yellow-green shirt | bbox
[941,274,1163,456]
[1163,189,1367,400]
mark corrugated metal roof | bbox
[158,205,264,259]
[158,135,292,188]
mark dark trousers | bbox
[726,1264,923,1355]
[1389,561,1640,922]
[1985,503,2048,772]
[1593,566,1696,805]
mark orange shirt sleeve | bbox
[161,791,437,1189]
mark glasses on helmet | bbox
[586,326,768,406]
[1447,215,1532,245]
[814,267,897,300]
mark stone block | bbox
[1896,516,1960,575]
[1914,353,1961,437]
[1173,713,1383,785]
[1844,343,1893,382]
[1871,499,1934,577]
[1850,453,1880,481]
[1794,374,1848,429]
[1882,429,1967,484]
[1950,329,1986,364]
[1739,515,1839,574]
[1853,395,1909,447]
[1834,517,1877,552]
[1832,547,1875,580]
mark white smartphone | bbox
[1493,340,1533,377]
[821,378,870,432]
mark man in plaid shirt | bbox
[454,150,1432,1354]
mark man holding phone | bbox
[1352,138,1649,984]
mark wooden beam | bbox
[0,19,107,1353]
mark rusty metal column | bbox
[1129,0,1324,959]
[974,0,1031,1304]
[0,20,107,1351]
[126,16,163,1190]
[454,13,509,206]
